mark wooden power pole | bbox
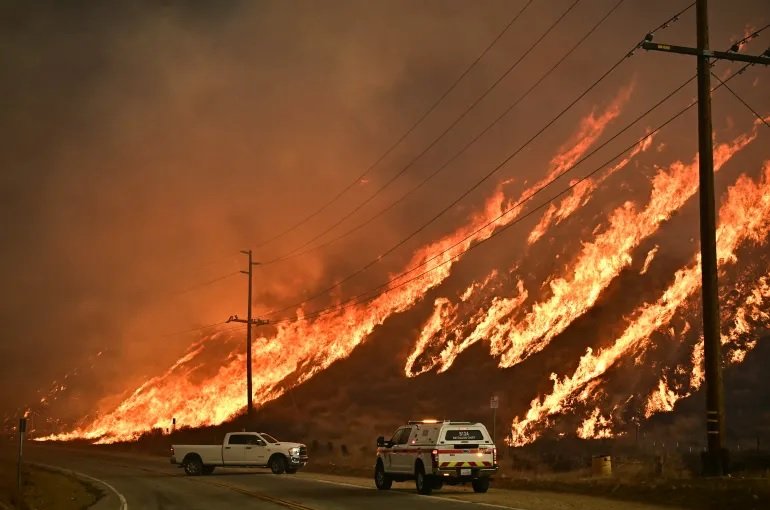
[227,250,268,420]
[642,0,770,475]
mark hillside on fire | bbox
[1,0,769,461]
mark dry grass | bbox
[0,441,100,510]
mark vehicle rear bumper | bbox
[433,466,497,481]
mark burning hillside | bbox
[2,1,768,454]
[36,102,770,446]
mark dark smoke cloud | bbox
[0,0,767,426]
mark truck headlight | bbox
[289,447,300,455]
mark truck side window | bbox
[396,428,412,445]
[228,434,250,445]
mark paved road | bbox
[26,445,671,510]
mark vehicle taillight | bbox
[431,449,438,469]
[492,447,497,466]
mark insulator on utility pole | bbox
[639,0,769,477]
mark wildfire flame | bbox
[405,124,760,377]
[39,85,633,443]
[509,160,770,445]
[35,85,769,447]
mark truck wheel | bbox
[202,466,215,476]
[374,461,392,490]
[472,478,490,493]
[183,455,203,476]
[285,467,297,474]
[269,455,287,474]
[415,463,433,495]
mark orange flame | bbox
[644,270,770,417]
[405,126,759,378]
[43,85,633,444]
[576,407,614,439]
[509,160,770,445]
[528,132,655,245]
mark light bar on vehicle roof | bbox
[407,420,475,424]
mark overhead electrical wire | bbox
[268,0,582,261]
[267,58,762,325]
[172,22,761,332]
[251,0,536,250]
[711,72,770,129]
[258,2,696,319]
[168,270,241,296]
[263,0,628,265]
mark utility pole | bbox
[17,417,26,507]
[227,250,269,420]
[641,0,769,476]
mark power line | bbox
[728,23,770,52]
[269,0,579,262]
[710,71,770,128]
[169,270,241,296]
[264,0,628,265]
[251,0,536,250]
[268,58,760,326]
[260,3,695,318]
[160,321,229,338]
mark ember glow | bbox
[39,100,770,445]
[41,86,636,443]
[5,1,769,457]
[404,124,760,377]
[509,160,770,445]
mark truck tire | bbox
[202,465,215,476]
[269,454,287,474]
[374,461,392,490]
[285,467,297,474]
[414,462,433,495]
[472,478,490,493]
[183,455,203,476]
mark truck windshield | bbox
[260,433,279,443]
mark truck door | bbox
[381,428,402,473]
[391,427,414,474]
[243,434,269,465]
[223,433,252,464]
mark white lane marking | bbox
[30,462,128,510]
[299,476,528,510]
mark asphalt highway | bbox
[25,445,670,510]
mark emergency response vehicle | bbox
[374,420,497,495]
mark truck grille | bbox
[299,446,308,457]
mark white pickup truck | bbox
[171,432,308,476]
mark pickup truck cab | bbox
[374,420,497,495]
[171,432,308,476]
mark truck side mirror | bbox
[376,436,385,447]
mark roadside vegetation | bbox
[0,441,100,510]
